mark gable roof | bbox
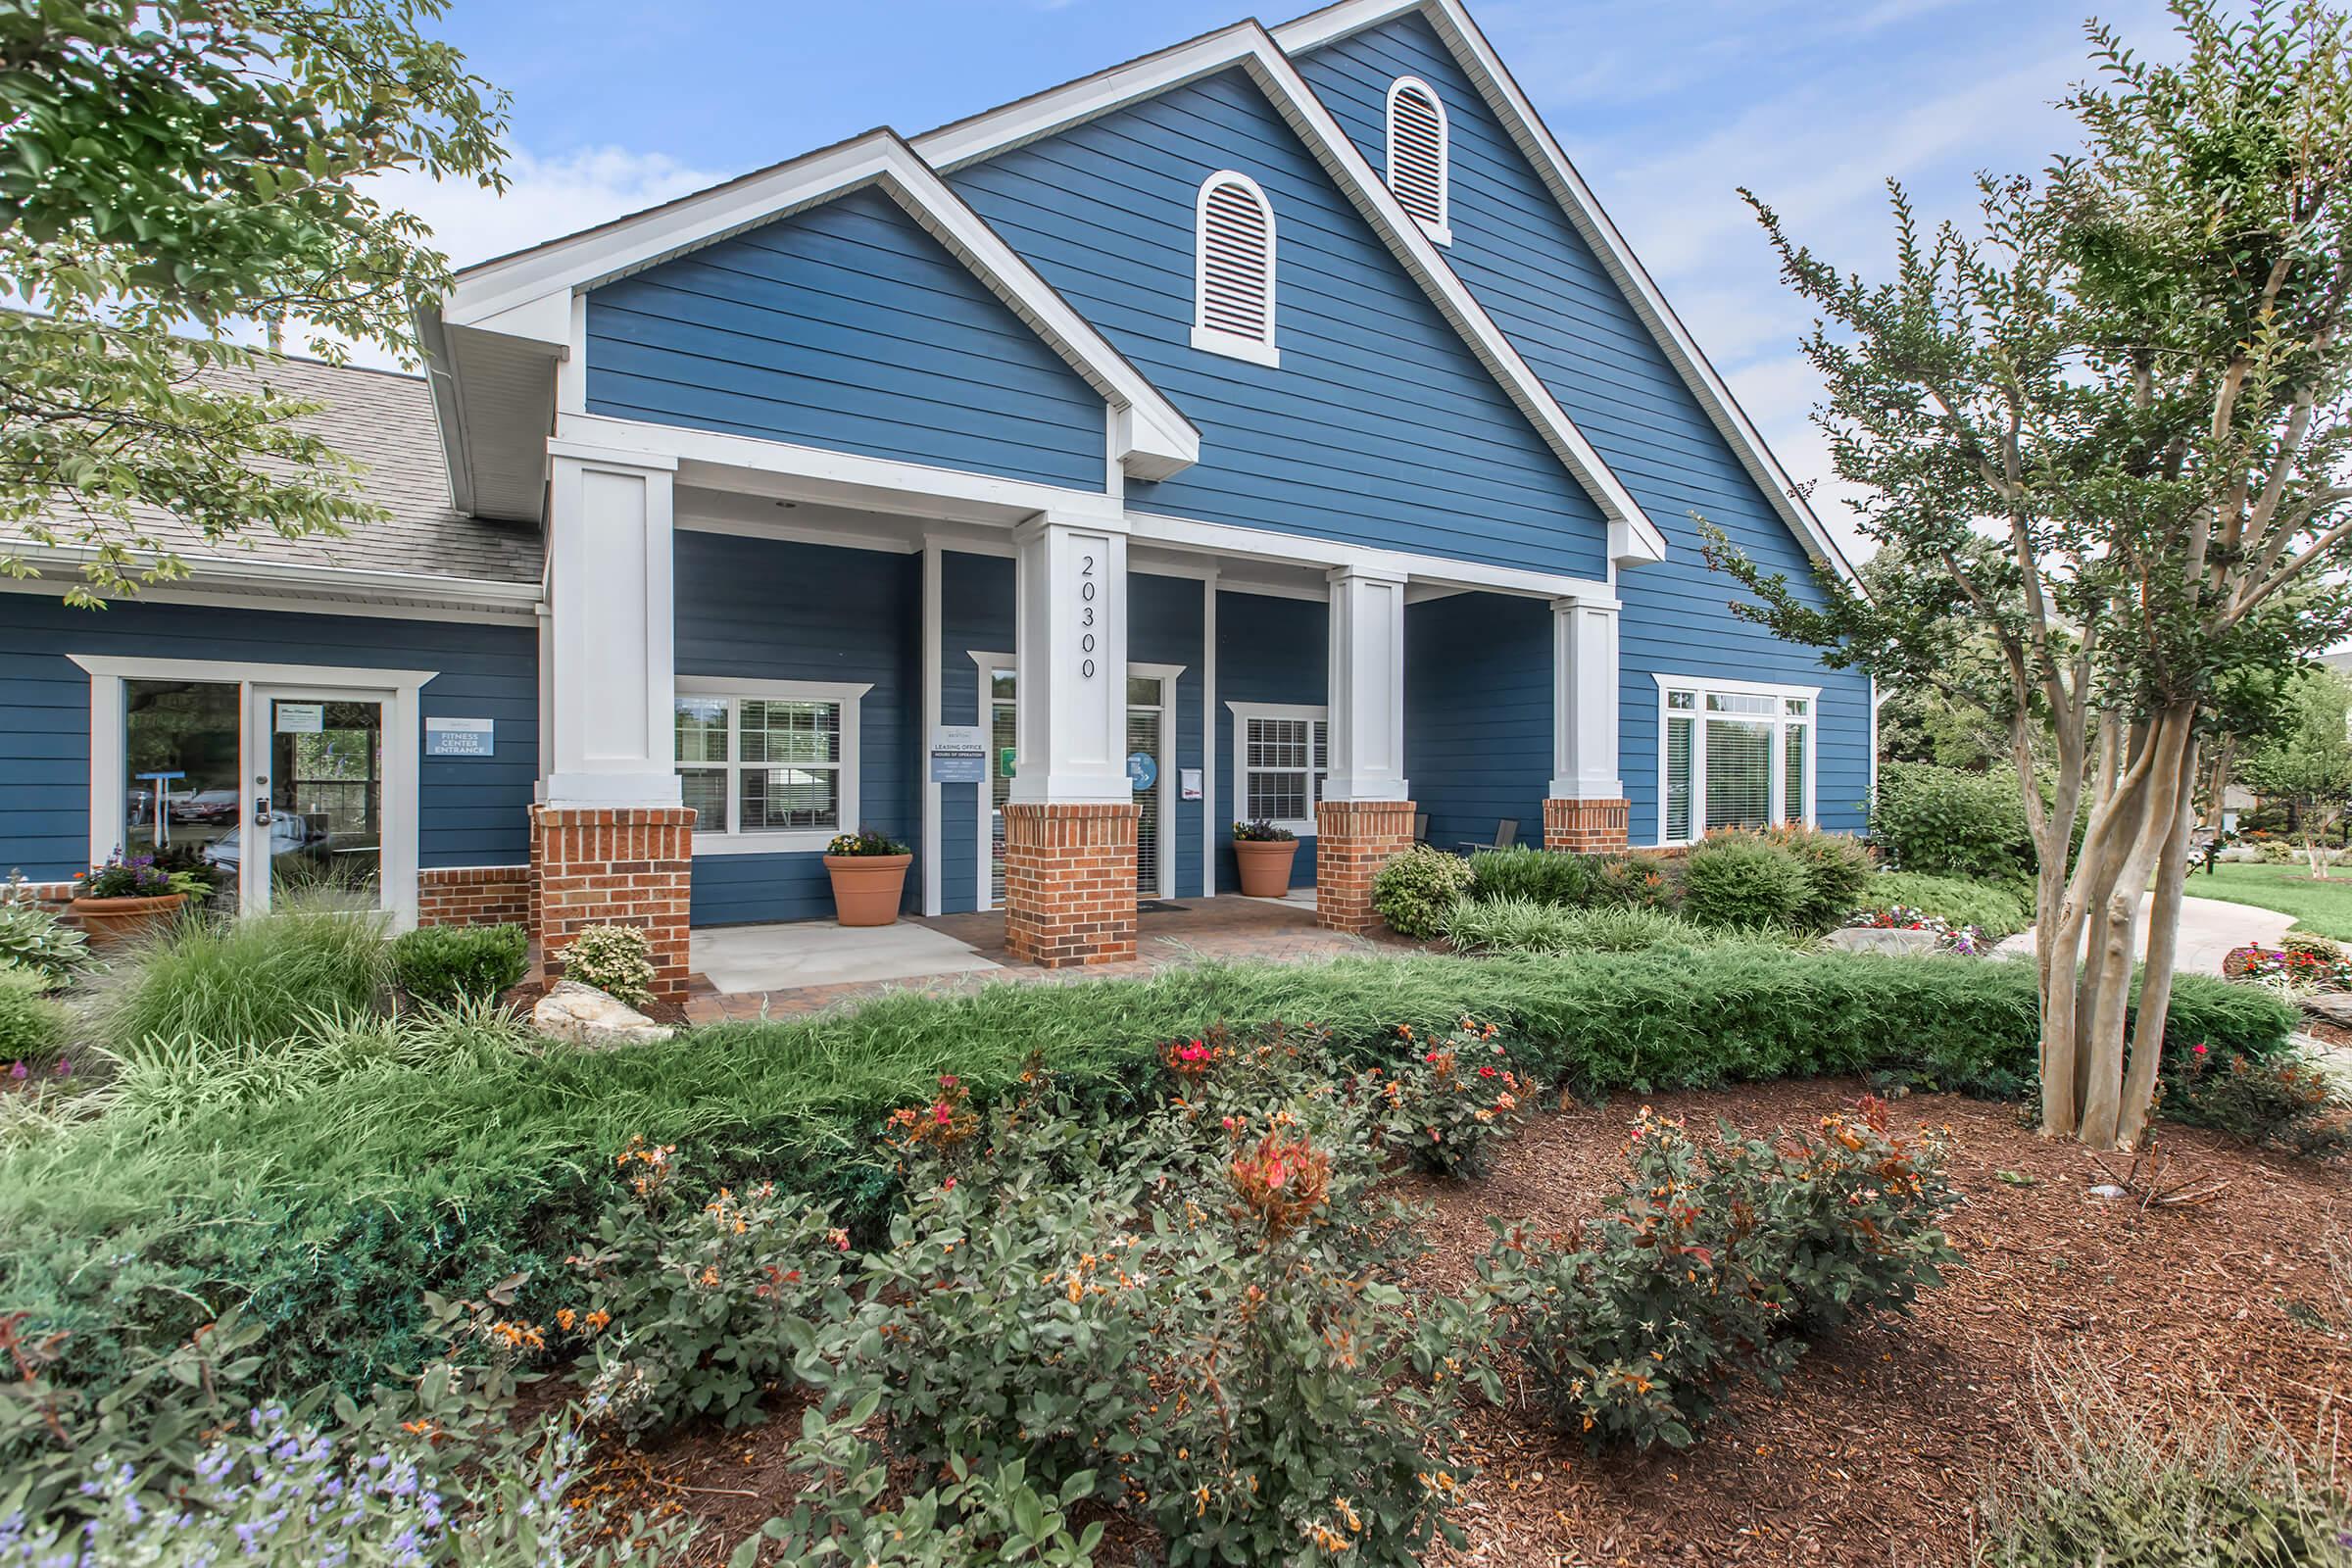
[2,353,544,604]
[427,128,1200,519]
[1272,0,1862,587]
[911,21,1666,568]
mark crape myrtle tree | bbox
[0,0,509,605]
[2237,665,2352,874]
[1703,0,2352,1150]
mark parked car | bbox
[202,815,324,870]
[173,788,241,824]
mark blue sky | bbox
[393,0,2182,555]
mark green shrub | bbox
[1461,1100,1957,1450]
[1865,871,2034,939]
[390,922,528,1008]
[1681,834,1811,929]
[95,899,389,1058]
[1870,761,2037,881]
[560,1139,854,1437]
[563,924,654,1006]
[1981,1365,2352,1568]
[2160,1045,2349,1159]
[0,961,66,1063]
[1370,1019,1532,1178]
[0,897,91,990]
[1446,899,1736,955]
[1750,824,1876,933]
[0,951,2292,1411]
[1467,844,1594,906]
[1370,843,1474,939]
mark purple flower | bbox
[8,1062,24,1081]
[52,1058,69,1078]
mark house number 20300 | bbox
[1077,551,1098,679]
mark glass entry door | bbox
[247,687,387,913]
[987,665,1017,908]
[1127,674,1166,898]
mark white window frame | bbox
[1652,673,1819,846]
[1227,701,1326,838]
[1191,171,1279,368]
[676,675,871,855]
[70,654,434,930]
[1384,75,1451,246]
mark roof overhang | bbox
[1272,0,1861,586]
[911,21,1668,569]
[0,545,544,623]
[422,128,1202,523]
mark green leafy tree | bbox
[1704,0,2352,1150]
[2238,666,2352,876]
[0,0,510,604]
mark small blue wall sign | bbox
[1126,752,1157,792]
[425,716,495,758]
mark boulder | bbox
[2299,990,2352,1030]
[532,978,673,1048]
[1826,926,1940,956]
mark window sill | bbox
[1413,214,1452,247]
[1191,324,1280,368]
[693,831,839,857]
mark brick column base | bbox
[1002,802,1141,967]
[1313,799,1416,935]
[1544,798,1631,854]
[528,806,696,1004]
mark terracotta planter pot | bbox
[70,891,188,950]
[824,853,911,927]
[1231,837,1299,898]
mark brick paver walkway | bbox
[684,895,1423,1023]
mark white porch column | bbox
[1322,566,1409,802]
[1008,514,1131,804]
[545,449,681,808]
[1545,594,1629,853]
[1003,514,1139,966]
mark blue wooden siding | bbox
[1404,592,1549,850]
[1297,17,1872,838]
[937,550,1013,915]
[948,69,1610,582]
[1215,589,1327,889]
[586,185,1108,490]
[676,532,919,926]
[0,594,536,881]
[1130,571,1205,899]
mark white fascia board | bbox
[910,24,1666,567]
[436,130,1197,482]
[3,546,543,619]
[1123,507,1610,602]
[1273,0,1861,587]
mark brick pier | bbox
[1312,798,1417,935]
[529,806,697,1003]
[1543,797,1631,854]
[1001,802,1141,967]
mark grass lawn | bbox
[2185,859,2352,939]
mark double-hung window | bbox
[1657,676,1816,843]
[675,677,870,853]
[1229,702,1326,836]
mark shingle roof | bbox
[8,352,544,586]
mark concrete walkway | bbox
[1993,892,2295,975]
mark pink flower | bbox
[6,1062,23,1081]
[2191,1043,2208,1057]
[1477,1065,1496,1079]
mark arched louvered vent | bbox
[1385,77,1449,244]
[1192,171,1278,367]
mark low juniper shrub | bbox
[390,921,528,1008]
[563,924,657,1007]
[1371,843,1474,939]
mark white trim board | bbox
[70,655,435,929]
[1225,700,1329,837]
[1271,0,1862,588]
[1,554,542,623]
[437,129,1200,489]
[910,21,1667,568]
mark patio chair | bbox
[1414,811,1430,843]
[1454,818,1518,856]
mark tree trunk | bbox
[2118,737,2198,1151]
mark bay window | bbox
[1657,677,1815,844]
[675,677,869,853]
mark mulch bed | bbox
[585,1081,2351,1565]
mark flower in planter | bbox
[826,827,909,857]
[74,849,175,900]
[1232,818,1296,843]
